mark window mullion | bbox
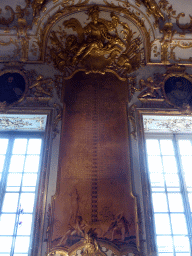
[158,139,176,256]
[0,137,14,213]
[173,135,192,250]
[10,138,30,256]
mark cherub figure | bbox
[29,75,53,97]
[138,77,162,99]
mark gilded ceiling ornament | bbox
[48,6,142,78]
[160,22,176,64]
[15,5,31,37]
[138,77,164,100]
[135,0,164,24]
[158,0,192,34]
[29,75,53,97]
[169,41,192,63]
[32,0,47,17]
[0,6,15,26]
[176,13,192,33]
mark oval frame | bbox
[162,73,192,108]
[0,69,28,107]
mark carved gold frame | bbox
[48,238,140,256]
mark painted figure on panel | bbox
[0,72,25,105]
[164,76,192,107]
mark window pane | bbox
[2,193,19,212]
[9,155,25,173]
[0,139,8,154]
[147,156,163,173]
[156,236,173,252]
[14,236,30,253]
[12,139,27,154]
[168,193,184,212]
[154,214,171,234]
[152,193,168,212]
[27,139,42,154]
[19,193,35,213]
[162,156,178,174]
[160,140,174,155]
[6,173,22,187]
[0,214,16,235]
[146,140,160,155]
[17,214,33,235]
[22,174,37,186]
[24,155,40,173]
[150,173,164,187]
[165,174,180,187]
[178,140,192,155]
[171,214,188,234]
[173,236,190,252]
[0,237,13,253]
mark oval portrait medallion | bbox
[0,72,26,105]
[164,76,192,107]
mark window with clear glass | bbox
[145,135,192,256]
[0,135,43,256]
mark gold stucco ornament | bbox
[48,6,142,78]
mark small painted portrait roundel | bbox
[0,72,26,105]
[164,76,192,107]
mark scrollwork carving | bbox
[29,75,53,97]
[176,13,192,33]
[137,0,164,24]
[32,0,47,17]
[48,5,143,79]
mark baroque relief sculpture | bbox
[48,6,142,78]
